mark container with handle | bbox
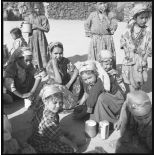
[21,21,32,33]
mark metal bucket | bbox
[22,23,32,33]
[85,120,97,138]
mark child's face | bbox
[127,98,151,117]
[81,71,97,86]
[51,47,63,62]
[34,5,40,14]
[135,12,149,28]
[97,2,108,13]
[45,94,63,113]
[11,33,17,40]
[100,59,112,72]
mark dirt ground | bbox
[3,20,152,153]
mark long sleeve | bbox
[86,78,105,113]
[84,13,93,37]
[145,30,152,57]
[41,16,50,33]
[109,18,118,34]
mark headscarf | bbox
[75,60,97,75]
[39,84,62,101]
[131,3,150,19]
[48,41,63,53]
[99,50,113,62]
[75,60,110,92]
[128,3,151,24]
[8,47,32,64]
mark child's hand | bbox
[20,22,24,28]
[32,24,38,30]
[114,119,122,130]
[108,69,118,75]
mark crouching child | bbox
[28,85,78,153]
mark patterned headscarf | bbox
[48,41,63,53]
[75,60,97,74]
[131,3,150,19]
[75,60,111,92]
[40,84,62,101]
[99,50,113,63]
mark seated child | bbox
[114,90,152,153]
[10,28,27,55]
[73,60,110,119]
[28,85,78,153]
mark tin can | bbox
[85,120,97,138]
[99,120,109,140]
[22,22,32,33]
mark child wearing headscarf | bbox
[73,60,110,119]
[120,3,152,91]
[90,50,125,124]
[115,90,152,153]
[28,85,78,153]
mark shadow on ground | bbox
[60,113,91,152]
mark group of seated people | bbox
[3,41,152,153]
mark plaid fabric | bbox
[29,106,73,153]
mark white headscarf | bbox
[131,3,150,19]
[99,50,113,62]
[75,60,110,92]
[40,84,62,101]
[128,3,151,24]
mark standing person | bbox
[4,47,41,101]
[120,3,152,91]
[10,28,27,55]
[84,2,118,68]
[114,90,152,153]
[24,2,50,72]
[28,85,78,153]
